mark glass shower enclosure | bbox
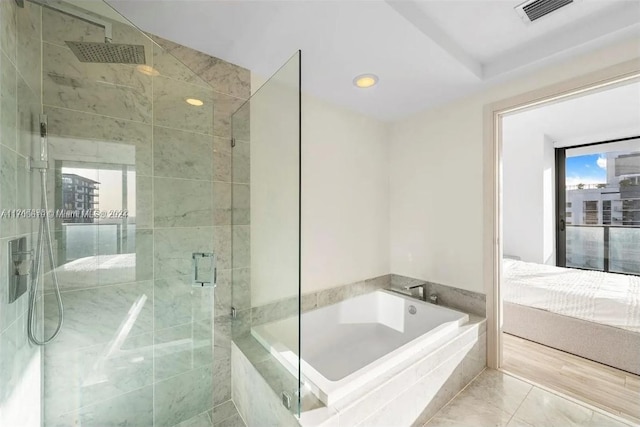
[1,1,303,425]
[1,0,226,425]
[230,51,303,419]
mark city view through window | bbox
[565,145,640,275]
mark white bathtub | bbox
[251,290,469,406]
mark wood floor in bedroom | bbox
[502,333,640,424]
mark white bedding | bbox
[502,259,640,332]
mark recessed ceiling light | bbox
[136,64,159,77]
[353,74,378,88]
[185,98,204,106]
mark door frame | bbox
[483,59,640,369]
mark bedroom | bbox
[501,80,640,423]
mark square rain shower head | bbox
[65,41,146,64]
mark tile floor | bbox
[424,369,633,427]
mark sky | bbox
[565,153,607,186]
[63,167,137,217]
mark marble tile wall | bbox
[152,35,251,423]
[391,274,487,317]
[247,272,485,331]
[34,7,250,427]
[0,1,43,427]
[232,342,297,427]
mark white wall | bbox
[389,37,640,294]
[502,116,555,265]
[250,63,301,307]
[301,94,390,293]
[250,72,390,305]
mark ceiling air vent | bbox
[515,0,578,23]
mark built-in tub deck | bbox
[252,290,470,406]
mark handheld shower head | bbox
[30,115,49,171]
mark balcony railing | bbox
[566,225,640,275]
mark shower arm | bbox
[20,0,113,43]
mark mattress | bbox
[502,259,640,332]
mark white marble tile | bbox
[214,315,231,361]
[462,332,487,385]
[154,227,214,279]
[151,41,210,89]
[153,75,214,135]
[414,324,482,379]
[44,106,153,176]
[15,154,30,235]
[231,141,250,184]
[44,280,154,350]
[0,0,17,61]
[231,268,251,312]
[215,413,246,427]
[214,182,231,225]
[153,36,250,100]
[213,355,232,405]
[231,226,250,269]
[154,364,214,427]
[43,332,153,420]
[231,101,250,142]
[231,308,251,340]
[213,226,232,270]
[52,385,154,427]
[317,284,351,308]
[0,145,17,238]
[0,238,18,333]
[214,269,231,318]
[364,275,391,292]
[211,400,241,425]
[450,369,532,416]
[154,177,213,227]
[300,293,318,313]
[153,275,214,330]
[433,397,513,427]
[136,176,153,229]
[176,411,214,427]
[153,126,214,181]
[16,0,41,96]
[213,90,247,139]
[1,51,17,152]
[16,74,39,158]
[43,42,153,124]
[511,387,593,427]
[154,319,213,381]
[214,136,232,183]
[0,318,41,427]
[586,412,632,427]
[231,343,299,427]
[232,184,250,225]
[251,297,297,325]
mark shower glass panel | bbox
[1,1,223,426]
[231,51,302,416]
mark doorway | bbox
[485,65,640,423]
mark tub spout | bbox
[403,283,428,302]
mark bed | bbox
[502,258,640,374]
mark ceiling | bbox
[503,81,640,148]
[107,0,640,121]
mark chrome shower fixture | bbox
[19,0,146,64]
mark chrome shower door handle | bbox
[192,252,216,287]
